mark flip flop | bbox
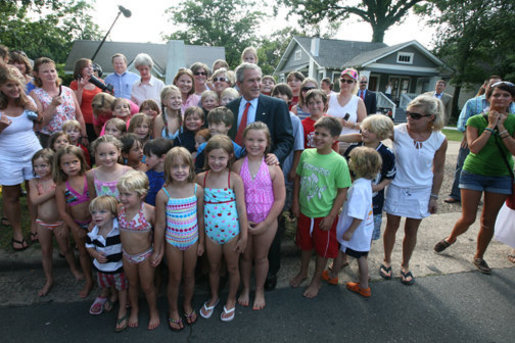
[379,264,392,280]
[184,310,197,325]
[30,232,38,243]
[400,270,415,286]
[220,305,235,322]
[104,297,117,312]
[115,314,128,333]
[89,296,108,315]
[200,299,220,319]
[168,317,184,331]
[12,238,28,251]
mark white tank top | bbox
[327,94,360,135]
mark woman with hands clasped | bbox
[434,81,515,274]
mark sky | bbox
[91,0,436,48]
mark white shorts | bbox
[384,184,431,219]
[0,159,35,186]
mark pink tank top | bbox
[240,157,274,223]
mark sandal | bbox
[200,299,220,319]
[220,305,235,322]
[168,317,184,331]
[104,297,117,312]
[321,270,338,285]
[30,232,38,243]
[12,238,28,251]
[114,314,128,333]
[379,264,392,280]
[473,258,491,274]
[346,282,371,297]
[400,270,415,286]
[185,310,197,325]
[434,239,452,253]
[89,296,107,315]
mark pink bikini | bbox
[118,202,153,264]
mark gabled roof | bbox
[274,36,452,74]
[65,40,225,75]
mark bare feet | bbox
[115,313,128,332]
[79,280,93,298]
[128,309,139,328]
[289,272,307,288]
[252,289,266,310]
[303,279,321,298]
[38,280,53,297]
[148,310,160,330]
[72,270,84,281]
[238,288,250,307]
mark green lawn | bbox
[0,193,33,250]
[442,128,463,142]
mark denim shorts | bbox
[459,170,513,195]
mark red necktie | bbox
[360,91,365,99]
[235,102,250,145]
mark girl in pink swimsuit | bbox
[54,145,94,298]
[154,147,205,330]
[196,135,248,322]
[232,122,285,311]
[116,170,160,331]
[29,149,82,297]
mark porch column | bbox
[166,40,185,84]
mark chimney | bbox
[310,37,320,57]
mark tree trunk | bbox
[371,27,386,43]
[451,85,462,125]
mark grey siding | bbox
[376,46,436,68]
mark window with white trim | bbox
[397,52,414,64]
[294,49,301,61]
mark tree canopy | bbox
[0,0,102,63]
[277,0,426,43]
[163,0,264,68]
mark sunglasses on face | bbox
[340,79,355,84]
[360,81,368,84]
[406,111,432,120]
[194,71,207,76]
[213,77,229,83]
[302,87,316,92]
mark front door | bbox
[389,76,411,101]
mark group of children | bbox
[28,81,396,332]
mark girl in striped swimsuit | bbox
[154,147,205,330]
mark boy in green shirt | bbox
[291,116,351,298]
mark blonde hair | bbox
[128,113,152,138]
[160,85,182,136]
[91,134,123,156]
[211,68,234,86]
[89,195,118,216]
[111,97,131,112]
[408,94,445,131]
[241,46,258,63]
[92,92,115,117]
[0,65,32,109]
[117,170,149,197]
[348,146,382,180]
[62,120,81,133]
[242,121,271,155]
[104,118,127,136]
[360,114,394,141]
[201,90,219,105]
[32,148,54,177]
[221,87,239,100]
[164,147,195,184]
[204,135,234,170]
[53,145,88,183]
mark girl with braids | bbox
[153,85,182,141]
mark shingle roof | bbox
[294,36,388,69]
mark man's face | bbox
[359,77,368,91]
[238,68,261,100]
[113,56,127,74]
[487,78,501,89]
[435,81,446,94]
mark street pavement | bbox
[0,140,514,342]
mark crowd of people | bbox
[0,42,514,332]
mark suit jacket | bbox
[226,94,293,163]
[360,90,377,115]
[424,91,453,122]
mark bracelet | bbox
[501,134,510,139]
[484,128,495,134]
[498,130,508,136]
[430,193,439,199]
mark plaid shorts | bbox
[97,271,128,291]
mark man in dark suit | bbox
[358,76,377,115]
[424,79,453,124]
[226,63,293,291]
[227,63,293,164]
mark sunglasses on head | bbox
[194,71,207,76]
[302,87,316,92]
[213,77,229,82]
[340,79,355,84]
[406,111,432,120]
[490,81,514,88]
